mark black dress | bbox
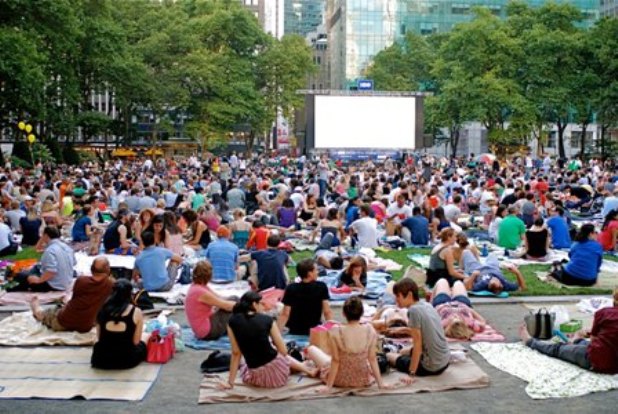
[526,229,548,258]
[91,306,147,369]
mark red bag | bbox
[146,330,175,364]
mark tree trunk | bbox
[450,127,460,158]
[556,119,567,159]
[579,123,588,160]
[244,132,254,157]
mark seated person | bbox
[431,278,486,340]
[276,199,298,230]
[461,250,526,294]
[549,224,603,287]
[91,279,147,370]
[426,228,467,287]
[546,207,572,249]
[278,259,333,335]
[133,231,183,292]
[0,209,17,257]
[181,209,211,251]
[349,204,378,249]
[7,226,75,292]
[102,209,135,255]
[385,279,450,377]
[185,260,236,340]
[523,218,550,259]
[220,291,317,390]
[337,256,368,290]
[520,288,618,374]
[30,257,114,333]
[204,226,240,283]
[305,296,395,392]
[598,210,618,252]
[246,234,289,291]
[314,232,344,271]
[401,207,430,246]
[497,205,526,250]
[246,220,270,250]
[311,208,346,247]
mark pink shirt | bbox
[186,284,214,338]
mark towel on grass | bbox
[0,347,160,400]
[0,311,96,346]
[183,328,309,351]
[198,356,489,403]
[472,342,618,399]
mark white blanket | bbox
[74,252,135,276]
[148,281,251,305]
[0,311,96,346]
[472,342,618,399]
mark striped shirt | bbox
[204,239,239,282]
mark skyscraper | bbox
[284,0,326,37]
[327,0,601,89]
[601,0,618,17]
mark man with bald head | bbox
[30,257,114,333]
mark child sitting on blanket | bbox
[219,291,317,390]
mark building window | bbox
[547,131,557,148]
[570,131,593,148]
[452,3,470,14]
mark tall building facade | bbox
[284,0,326,37]
[240,0,285,39]
[601,0,618,16]
[327,0,601,89]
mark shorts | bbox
[40,307,66,332]
[431,293,472,308]
[395,355,449,377]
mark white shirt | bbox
[350,217,378,248]
[0,223,12,251]
[386,203,412,224]
[290,193,304,209]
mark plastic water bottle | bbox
[482,244,488,257]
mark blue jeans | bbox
[318,179,327,200]
[526,338,591,370]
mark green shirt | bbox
[497,215,526,250]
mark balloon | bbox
[27,134,36,144]
[18,122,25,130]
[25,124,33,133]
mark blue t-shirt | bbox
[251,249,289,290]
[472,273,519,292]
[205,239,239,282]
[401,215,430,245]
[71,216,92,242]
[345,206,359,228]
[565,240,603,281]
[546,216,571,249]
[135,247,173,291]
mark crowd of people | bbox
[0,150,615,383]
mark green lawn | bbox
[4,247,42,261]
[290,248,614,296]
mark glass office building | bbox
[601,0,618,16]
[284,0,326,37]
[327,0,601,89]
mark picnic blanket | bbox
[198,355,489,403]
[183,328,309,351]
[0,347,160,400]
[73,252,136,276]
[0,311,96,346]
[534,269,618,290]
[0,288,72,307]
[472,342,618,399]
[319,271,390,301]
[149,281,251,305]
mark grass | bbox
[4,247,42,261]
[290,247,614,297]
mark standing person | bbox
[219,291,317,390]
[519,288,618,374]
[497,205,526,250]
[29,257,114,333]
[318,156,329,201]
[8,226,75,292]
[185,260,236,340]
[549,224,603,286]
[91,279,147,370]
[349,204,378,249]
[386,279,450,377]
[278,259,333,335]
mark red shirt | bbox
[247,227,270,250]
[587,306,618,374]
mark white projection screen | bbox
[314,95,419,149]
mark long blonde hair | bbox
[445,319,474,340]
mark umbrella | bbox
[477,153,496,164]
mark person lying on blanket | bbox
[460,249,526,294]
[430,278,486,340]
[370,305,409,335]
[30,257,114,333]
[219,291,318,390]
[519,288,618,374]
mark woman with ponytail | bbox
[91,279,147,369]
[549,224,603,286]
[220,292,317,389]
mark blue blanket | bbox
[319,271,391,301]
[183,328,309,351]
